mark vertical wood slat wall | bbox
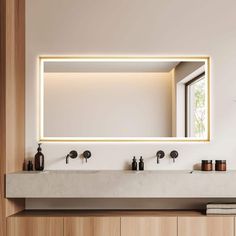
[0,0,25,236]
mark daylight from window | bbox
[188,76,207,138]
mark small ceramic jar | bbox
[201,160,213,171]
[215,160,227,171]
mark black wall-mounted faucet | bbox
[156,150,165,164]
[82,150,92,162]
[66,150,78,164]
[170,150,179,162]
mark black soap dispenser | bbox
[35,143,44,171]
[139,156,144,171]
[132,156,137,170]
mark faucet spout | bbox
[66,154,70,164]
[156,150,165,164]
[65,150,78,164]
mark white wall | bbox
[26,0,236,171]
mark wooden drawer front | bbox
[178,217,234,236]
[7,217,63,236]
[121,217,177,236]
[64,217,120,236]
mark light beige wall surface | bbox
[44,72,172,138]
[26,0,236,171]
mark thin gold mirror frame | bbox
[38,56,210,142]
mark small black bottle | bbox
[35,143,44,171]
[132,156,137,170]
[139,156,144,171]
[27,160,33,171]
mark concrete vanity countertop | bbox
[6,170,236,198]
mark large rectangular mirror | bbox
[39,56,210,142]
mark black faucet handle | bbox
[156,150,165,164]
[83,150,92,163]
[170,150,178,163]
[69,150,78,159]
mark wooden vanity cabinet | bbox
[178,216,234,236]
[7,217,63,236]
[64,217,120,236]
[6,215,121,236]
[121,216,234,236]
[121,217,177,236]
[6,212,236,236]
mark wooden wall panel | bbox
[0,0,25,235]
[5,0,25,175]
[0,1,7,236]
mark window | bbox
[185,73,207,138]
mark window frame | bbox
[185,72,206,137]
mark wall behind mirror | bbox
[40,57,210,141]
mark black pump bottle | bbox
[35,143,44,171]
[132,156,137,170]
[139,156,144,171]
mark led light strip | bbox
[38,56,210,142]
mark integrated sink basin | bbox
[39,170,193,174]
[40,170,100,174]
[6,170,235,198]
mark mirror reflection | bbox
[40,57,209,141]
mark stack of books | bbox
[207,203,236,215]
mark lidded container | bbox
[201,160,213,171]
[215,160,226,171]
